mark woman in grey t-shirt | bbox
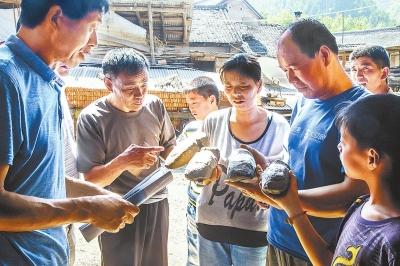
[196,53,290,266]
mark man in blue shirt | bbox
[0,1,161,265]
[226,19,370,265]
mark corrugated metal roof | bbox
[69,66,214,80]
[67,66,223,91]
[112,0,192,5]
[150,67,210,81]
[69,67,101,80]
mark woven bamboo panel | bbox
[149,91,188,111]
[65,88,264,132]
[65,87,234,111]
[65,88,109,109]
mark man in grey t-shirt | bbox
[77,48,176,266]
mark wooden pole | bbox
[148,2,156,64]
[112,5,186,13]
[160,3,166,42]
[183,4,188,44]
[134,2,143,27]
[136,11,143,27]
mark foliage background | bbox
[249,0,400,32]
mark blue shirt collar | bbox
[5,35,64,87]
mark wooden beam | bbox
[148,3,156,64]
[136,11,143,27]
[164,30,184,34]
[162,26,184,31]
[111,5,186,14]
[132,3,142,27]
[160,4,166,42]
[183,11,188,44]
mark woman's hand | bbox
[225,171,304,216]
[225,165,281,209]
[265,172,304,216]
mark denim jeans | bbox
[198,234,268,266]
[187,184,199,266]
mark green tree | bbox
[319,15,369,32]
[264,10,294,26]
[254,0,400,30]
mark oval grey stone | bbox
[260,160,290,196]
[184,147,220,181]
[226,148,256,182]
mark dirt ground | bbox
[75,170,188,266]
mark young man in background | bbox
[350,45,393,94]
[178,76,219,266]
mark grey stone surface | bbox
[260,160,290,196]
[226,148,256,182]
[184,147,220,182]
[202,147,220,161]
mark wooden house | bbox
[102,0,194,67]
[190,0,286,72]
[194,0,263,23]
[0,0,295,120]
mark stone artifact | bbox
[165,132,209,169]
[260,160,290,196]
[226,148,256,182]
[184,147,220,182]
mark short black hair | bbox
[350,45,390,69]
[286,18,338,58]
[184,76,220,104]
[336,94,400,202]
[102,48,150,77]
[20,0,109,28]
[219,53,262,83]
